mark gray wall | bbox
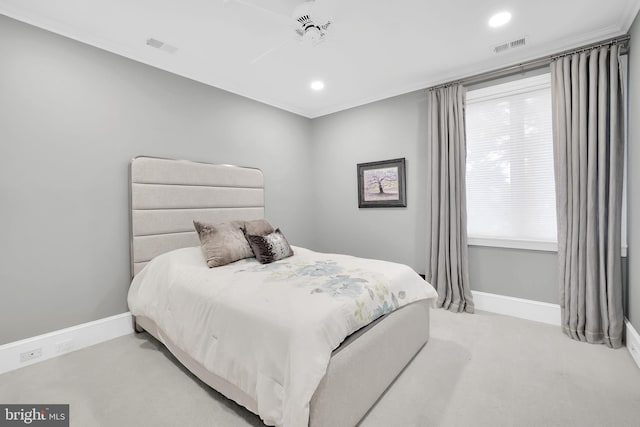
[468,247,557,303]
[0,15,313,344]
[4,10,638,345]
[310,91,429,273]
[628,12,640,333]
[310,91,560,304]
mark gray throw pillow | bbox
[244,219,275,236]
[246,229,294,264]
[193,220,254,267]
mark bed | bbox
[128,156,437,427]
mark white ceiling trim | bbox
[309,23,630,118]
[620,0,640,30]
[0,5,314,117]
[2,1,639,119]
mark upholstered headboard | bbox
[129,156,265,277]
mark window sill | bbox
[468,237,557,252]
[468,237,628,257]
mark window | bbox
[465,74,557,251]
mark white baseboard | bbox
[471,290,561,326]
[471,291,640,369]
[2,302,637,374]
[625,319,640,369]
[0,312,134,375]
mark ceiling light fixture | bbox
[310,81,325,91]
[488,11,511,28]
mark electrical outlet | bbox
[20,348,42,363]
[55,339,74,354]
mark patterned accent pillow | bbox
[246,229,294,264]
[243,219,275,236]
[193,220,254,267]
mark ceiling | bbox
[2,0,639,118]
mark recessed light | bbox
[310,81,325,91]
[488,11,511,28]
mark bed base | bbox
[134,299,431,427]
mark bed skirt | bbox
[135,298,431,427]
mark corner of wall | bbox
[627,6,640,333]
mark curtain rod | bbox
[428,34,631,91]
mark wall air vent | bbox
[493,36,527,54]
[146,38,178,54]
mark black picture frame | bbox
[357,158,407,208]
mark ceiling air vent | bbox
[493,36,527,54]
[146,38,178,54]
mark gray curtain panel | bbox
[426,85,474,313]
[551,45,625,348]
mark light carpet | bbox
[1,309,639,427]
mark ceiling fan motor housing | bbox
[297,14,316,31]
[292,0,331,42]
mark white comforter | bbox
[128,246,437,427]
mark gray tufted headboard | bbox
[129,156,265,277]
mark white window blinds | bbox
[465,73,557,249]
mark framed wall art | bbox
[357,158,406,208]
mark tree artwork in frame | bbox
[357,158,407,208]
